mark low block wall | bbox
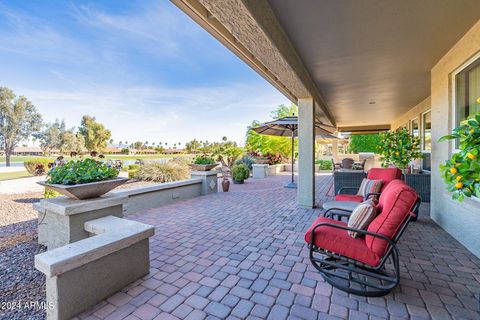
[112,178,204,215]
[35,216,154,320]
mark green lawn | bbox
[0,170,32,181]
[1,154,195,164]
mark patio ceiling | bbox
[267,0,480,129]
[173,0,480,130]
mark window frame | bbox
[410,117,420,138]
[421,110,432,152]
[451,51,480,151]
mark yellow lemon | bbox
[467,153,476,160]
[395,152,400,156]
[477,97,480,104]
[450,167,458,174]
[455,182,464,189]
[456,176,462,180]
[470,129,475,134]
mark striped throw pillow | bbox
[348,199,377,238]
[357,178,383,198]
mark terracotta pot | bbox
[222,179,230,192]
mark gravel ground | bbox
[0,193,46,320]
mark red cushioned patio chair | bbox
[306,180,421,297]
[336,167,403,203]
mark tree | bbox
[245,103,298,159]
[0,87,42,166]
[133,141,144,150]
[185,139,201,153]
[78,115,111,152]
[270,103,298,119]
[36,119,65,153]
[60,130,85,154]
[109,139,114,145]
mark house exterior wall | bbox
[390,20,480,257]
[391,97,431,131]
[430,20,480,257]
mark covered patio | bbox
[73,174,480,320]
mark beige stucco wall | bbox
[391,97,431,130]
[430,20,480,257]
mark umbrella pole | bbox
[284,130,297,188]
[291,132,294,184]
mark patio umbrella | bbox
[252,116,336,188]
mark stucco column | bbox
[298,97,316,208]
[332,140,339,163]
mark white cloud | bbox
[18,82,290,145]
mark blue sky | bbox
[0,0,289,146]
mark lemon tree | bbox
[439,114,480,202]
[377,128,422,171]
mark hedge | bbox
[349,134,382,153]
[315,159,333,170]
[24,158,53,175]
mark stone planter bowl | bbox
[37,177,129,200]
[189,164,218,171]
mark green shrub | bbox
[135,160,190,183]
[235,156,254,171]
[126,164,140,179]
[44,188,60,198]
[315,159,332,170]
[47,158,119,185]
[24,158,52,175]
[232,163,250,182]
[439,114,480,202]
[349,134,382,153]
[126,164,139,170]
[193,155,216,165]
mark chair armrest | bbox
[338,187,359,195]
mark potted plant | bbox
[37,158,128,200]
[232,163,250,184]
[190,155,218,171]
[439,114,480,202]
[377,128,423,173]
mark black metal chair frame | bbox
[309,198,421,297]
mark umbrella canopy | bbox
[251,116,337,188]
[252,116,337,138]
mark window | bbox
[410,118,419,138]
[455,57,480,127]
[422,111,431,151]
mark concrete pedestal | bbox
[190,170,219,195]
[252,164,268,179]
[34,194,128,250]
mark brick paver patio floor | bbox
[77,174,480,320]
